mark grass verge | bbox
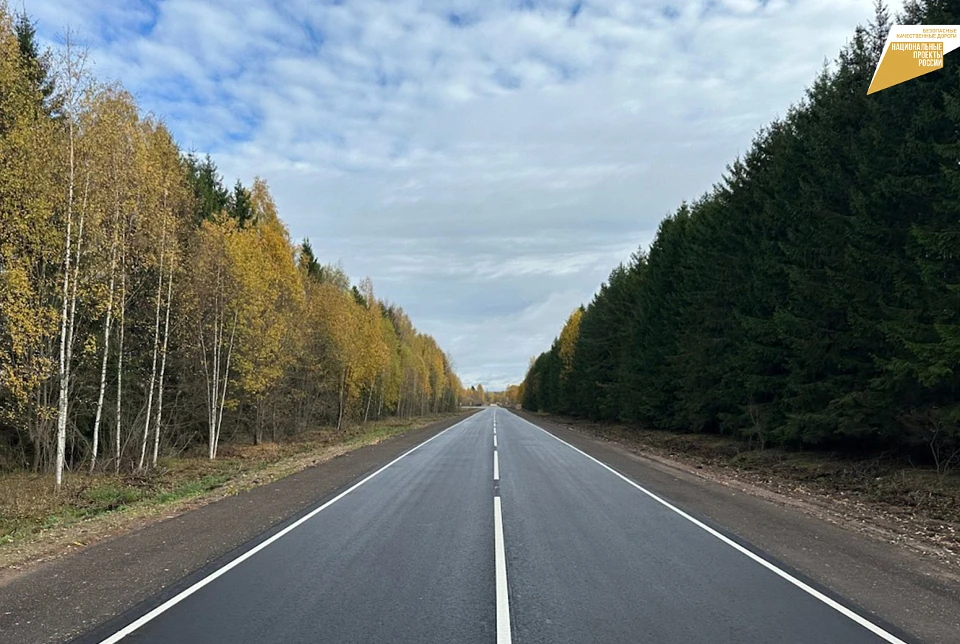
[0,413,463,572]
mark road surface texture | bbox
[66,408,922,644]
[0,413,475,644]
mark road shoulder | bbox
[512,410,960,644]
[0,412,475,644]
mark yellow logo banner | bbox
[868,25,960,94]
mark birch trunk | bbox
[114,246,126,475]
[398,374,406,419]
[152,263,174,467]
[63,174,89,472]
[201,268,221,460]
[336,368,348,432]
[210,269,222,459]
[54,119,75,492]
[212,310,238,459]
[363,379,375,423]
[138,232,165,471]
[254,400,263,446]
[54,33,88,490]
[411,371,418,420]
[90,203,120,474]
[199,316,214,459]
[272,402,277,442]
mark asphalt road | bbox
[78,408,917,644]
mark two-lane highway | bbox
[79,408,915,644]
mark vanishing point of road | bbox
[77,408,914,644]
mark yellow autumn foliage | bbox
[0,3,463,472]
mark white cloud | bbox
[29,0,883,388]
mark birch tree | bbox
[53,31,90,491]
[87,88,137,473]
[113,233,126,474]
[128,119,186,469]
[152,256,173,466]
[186,214,242,459]
[0,6,467,475]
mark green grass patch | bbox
[83,484,143,509]
[153,473,231,504]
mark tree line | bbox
[459,384,522,407]
[522,0,960,472]
[0,5,462,488]
[460,384,488,406]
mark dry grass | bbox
[0,413,459,564]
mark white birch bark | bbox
[212,310,238,459]
[62,173,89,471]
[202,267,221,460]
[152,263,174,467]
[199,317,214,460]
[54,32,88,490]
[138,228,166,471]
[363,380,374,424]
[90,199,120,473]
[114,243,126,475]
[54,115,75,492]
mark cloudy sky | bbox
[30,0,875,389]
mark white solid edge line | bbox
[493,450,500,481]
[97,414,475,644]
[494,496,513,644]
[507,411,909,644]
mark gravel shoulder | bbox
[0,412,476,644]
[514,410,960,644]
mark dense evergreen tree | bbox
[570,253,646,421]
[183,153,230,225]
[229,179,254,226]
[13,9,57,115]
[523,1,960,465]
